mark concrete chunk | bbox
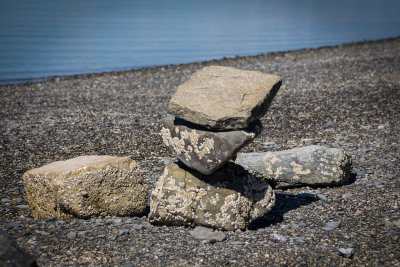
[149,162,275,231]
[235,145,352,188]
[168,65,282,130]
[160,114,261,174]
[22,155,147,219]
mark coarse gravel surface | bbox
[1,38,399,266]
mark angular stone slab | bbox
[235,145,352,189]
[22,155,147,219]
[149,162,275,231]
[168,65,282,130]
[0,231,37,267]
[160,114,262,175]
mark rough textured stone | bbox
[235,145,352,189]
[0,230,37,267]
[168,65,282,130]
[22,155,147,219]
[160,114,261,174]
[149,162,275,231]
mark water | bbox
[0,0,399,85]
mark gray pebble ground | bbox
[1,38,399,266]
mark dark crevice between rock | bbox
[166,114,263,133]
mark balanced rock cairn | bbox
[149,65,282,230]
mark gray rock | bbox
[22,155,147,219]
[235,145,352,188]
[270,233,288,242]
[118,229,130,236]
[149,163,275,231]
[338,248,354,257]
[67,231,77,239]
[229,241,246,245]
[295,236,306,243]
[168,65,282,130]
[322,221,342,231]
[160,115,261,175]
[189,226,213,240]
[206,231,226,242]
[317,194,328,201]
[0,231,37,267]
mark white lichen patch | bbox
[263,152,280,175]
[160,127,190,160]
[274,166,286,179]
[290,161,311,175]
[263,152,280,165]
[160,127,215,161]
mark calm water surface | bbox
[0,0,399,84]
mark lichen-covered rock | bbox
[22,155,147,219]
[160,115,261,175]
[235,145,352,189]
[149,162,275,231]
[168,65,282,130]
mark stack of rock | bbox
[149,65,282,230]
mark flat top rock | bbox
[168,65,282,130]
[25,155,132,176]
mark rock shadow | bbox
[248,192,317,230]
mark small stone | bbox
[189,226,213,240]
[133,224,145,230]
[168,65,282,130]
[338,248,354,257]
[160,115,261,174]
[34,230,49,235]
[295,236,306,243]
[1,198,10,203]
[22,155,147,218]
[0,231,37,266]
[270,233,288,242]
[393,219,400,227]
[322,221,342,231]
[67,231,77,239]
[229,241,246,245]
[118,229,130,236]
[149,162,275,231]
[342,193,353,200]
[15,205,29,209]
[317,194,328,201]
[205,231,227,242]
[235,145,352,188]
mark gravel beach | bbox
[1,38,399,266]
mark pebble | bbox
[317,194,328,201]
[118,229,130,236]
[1,198,10,203]
[229,241,246,245]
[67,232,77,239]
[338,248,354,257]
[206,231,226,242]
[15,205,29,209]
[270,233,288,242]
[189,226,213,240]
[322,221,342,231]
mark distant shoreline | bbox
[1,36,398,87]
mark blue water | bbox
[0,0,399,85]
